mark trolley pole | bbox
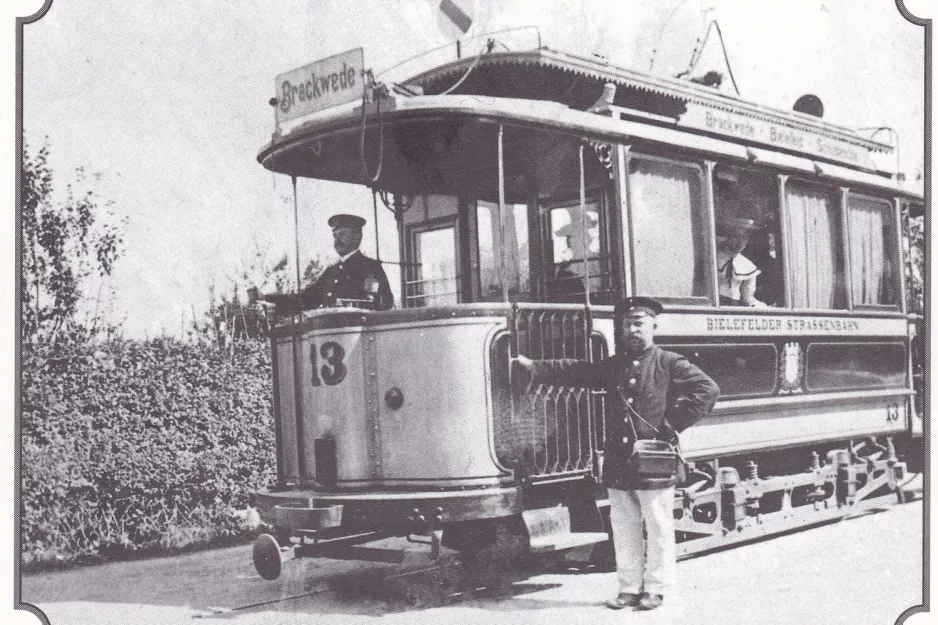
[372,188,381,262]
[578,145,591,305]
[497,123,509,303]
[579,144,592,363]
[292,176,303,298]
[290,175,306,482]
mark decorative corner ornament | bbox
[778,341,804,394]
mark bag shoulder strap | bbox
[617,387,683,457]
[626,401,663,437]
[616,385,661,439]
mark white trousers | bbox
[607,486,676,595]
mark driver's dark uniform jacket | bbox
[265,250,393,313]
[530,345,719,489]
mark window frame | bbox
[404,216,462,308]
[707,162,788,310]
[804,340,907,392]
[844,190,902,312]
[902,198,923,315]
[470,197,534,303]
[538,187,618,304]
[624,151,714,306]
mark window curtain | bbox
[785,184,841,309]
[629,159,701,298]
[848,196,890,305]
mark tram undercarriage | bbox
[672,436,911,555]
[251,433,913,588]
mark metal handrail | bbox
[375,25,543,81]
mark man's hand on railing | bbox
[511,354,535,393]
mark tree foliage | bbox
[21,338,276,565]
[907,214,924,314]
[21,140,126,343]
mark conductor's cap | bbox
[328,214,366,229]
[614,296,664,318]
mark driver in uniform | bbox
[250,213,393,312]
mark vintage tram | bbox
[249,37,924,583]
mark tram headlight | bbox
[385,387,404,410]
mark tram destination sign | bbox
[275,47,364,124]
[679,103,877,170]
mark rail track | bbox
[243,474,923,610]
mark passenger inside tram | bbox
[713,166,784,307]
[544,199,615,304]
[715,216,766,307]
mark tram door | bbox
[411,225,459,306]
[403,194,461,307]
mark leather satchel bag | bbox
[628,438,683,481]
[622,400,686,485]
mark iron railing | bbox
[404,275,461,307]
[492,304,607,480]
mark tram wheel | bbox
[253,533,283,580]
[456,517,528,595]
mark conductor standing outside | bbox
[515,296,719,611]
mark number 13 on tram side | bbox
[249,41,924,583]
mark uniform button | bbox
[333,278,338,283]
[628,378,637,387]
[627,397,634,404]
[622,436,629,444]
[326,292,332,297]
[632,360,640,367]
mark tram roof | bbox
[403,48,893,155]
[260,47,922,205]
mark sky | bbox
[17,0,929,339]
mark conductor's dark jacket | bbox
[530,345,719,490]
[267,251,393,313]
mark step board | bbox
[529,531,610,553]
[522,503,609,554]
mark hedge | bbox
[21,338,278,566]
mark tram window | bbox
[712,165,785,307]
[784,181,847,310]
[402,193,458,226]
[406,224,459,307]
[846,194,899,307]
[906,202,924,314]
[475,200,530,301]
[806,342,906,391]
[628,157,709,303]
[543,198,613,303]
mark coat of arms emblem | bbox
[779,341,803,394]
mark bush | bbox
[21,338,277,566]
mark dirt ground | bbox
[20,498,925,625]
